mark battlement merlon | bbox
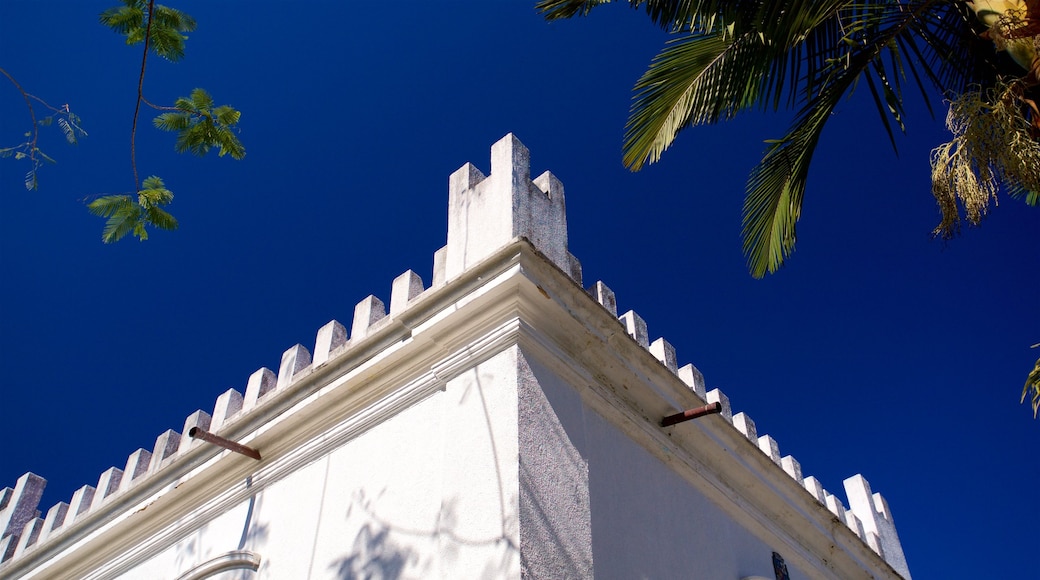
[444,133,581,283]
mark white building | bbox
[0,135,910,580]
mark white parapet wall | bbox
[0,134,911,580]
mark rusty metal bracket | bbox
[188,427,262,460]
[660,401,723,427]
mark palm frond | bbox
[189,88,214,110]
[87,194,133,217]
[161,90,244,159]
[213,105,241,126]
[145,206,178,231]
[623,32,739,169]
[541,0,1009,276]
[99,0,196,60]
[138,175,174,206]
[1024,353,1040,418]
[100,201,142,243]
[153,112,192,131]
[152,4,196,33]
[98,1,144,36]
[87,179,176,242]
[148,25,188,61]
[537,0,614,21]
[741,71,854,277]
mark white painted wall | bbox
[518,348,814,580]
[115,348,522,580]
[112,343,825,580]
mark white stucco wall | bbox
[518,348,812,580]
[115,342,826,580]
[115,347,521,580]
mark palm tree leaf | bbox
[742,47,876,277]
[893,33,936,118]
[189,88,214,110]
[215,127,246,159]
[138,176,174,207]
[152,4,196,33]
[101,203,142,243]
[213,106,241,126]
[541,0,1001,277]
[140,175,167,191]
[98,1,143,36]
[862,65,902,151]
[87,194,133,217]
[173,95,196,112]
[146,206,179,231]
[624,32,739,169]
[153,112,192,132]
[148,25,188,61]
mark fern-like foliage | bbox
[99,0,197,61]
[153,88,245,159]
[87,175,178,243]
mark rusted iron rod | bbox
[188,427,262,460]
[660,401,723,427]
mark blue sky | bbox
[1,1,1037,577]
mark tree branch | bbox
[0,66,40,168]
[130,0,159,192]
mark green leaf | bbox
[162,90,245,160]
[148,24,187,61]
[99,0,196,61]
[138,175,174,207]
[58,118,77,144]
[189,88,214,110]
[540,0,994,276]
[146,205,178,231]
[24,169,37,191]
[103,208,139,242]
[86,178,178,242]
[623,32,735,170]
[153,112,192,131]
[87,194,134,218]
[37,149,57,164]
[99,1,144,36]
[213,106,241,126]
[742,45,866,278]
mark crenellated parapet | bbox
[583,277,911,580]
[0,262,437,569]
[0,134,910,579]
[443,133,581,283]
